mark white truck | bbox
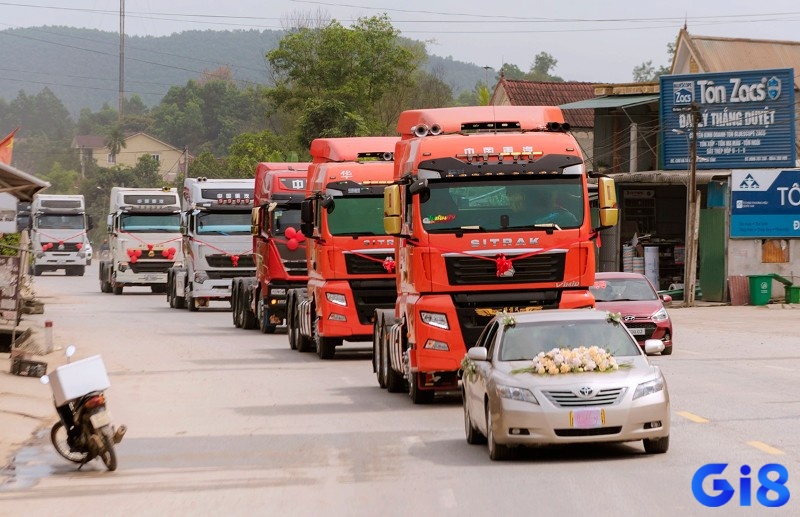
[99,187,183,295]
[30,194,92,276]
[166,177,256,311]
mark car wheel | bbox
[660,345,673,356]
[643,435,669,454]
[464,390,485,445]
[486,404,512,461]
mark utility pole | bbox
[684,103,701,306]
[118,0,125,122]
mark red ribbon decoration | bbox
[495,254,513,277]
[383,256,396,273]
[231,255,240,267]
[188,237,249,267]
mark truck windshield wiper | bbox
[426,226,486,234]
[503,223,562,232]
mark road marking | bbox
[747,441,785,455]
[764,364,793,372]
[677,411,709,423]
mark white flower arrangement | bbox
[512,345,622,376]
[460,355,478,381]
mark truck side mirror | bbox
[384,185,402,235]
[408,179,430,203]
[300,199,314,224]
[250,207,260,236]
[596,177,619,230]
[87,215,95,231]
[320,196,335,214]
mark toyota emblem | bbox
[577,386,594,398]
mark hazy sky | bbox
[3,0,800,83]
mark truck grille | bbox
[43,242,82,252]
[452,291,561,348]
[349,280,397,325]
[344,253,393,275]
[207,269,256,280]
[130,261,172,274]
[283,259,307,277]
[542,388,626,408]
[206,254,255,268]
[444,253,565,285]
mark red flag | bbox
[0,127,19,165]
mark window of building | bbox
[107,154,115,164]
[151,154,160,163]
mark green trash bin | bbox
[786,285,800,304]
[748,275,772,305]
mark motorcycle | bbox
[40,346,126,471]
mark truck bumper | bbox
[191,279,233,300]
[115,270,168,285]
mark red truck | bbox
[286,137,399,358]
[231,162,309,333]
[373,106,619,403]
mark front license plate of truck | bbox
[570,408,604,429]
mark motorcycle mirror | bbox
[39,375,50,385]
[65,345,76,358]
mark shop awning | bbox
[0,162,50,202]
[592,170,731,185]
[560,94,660,110]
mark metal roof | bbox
[560,94,660,110]
[0,162,50,201]
[492,79,597,128]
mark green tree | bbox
[39,162,81,194]
[225,130,296,177]
[267,14,420,140]
[632,42,675,82]
[528,52,563,81]
[105,125,126,163]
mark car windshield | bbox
[36,214,85,230]
[590,277,658,302]
[327,197,385,236]
[120,213,180,232]
[197,211,250,235]
[421,177,584,232]
[499,319,641,361]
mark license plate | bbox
[628,327,646,336]
[570,408,604,429]
[90,411,111,428]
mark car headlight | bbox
[420,311,449,330]
[325,292,347,306]
[633,374,665,400]
[651,307,669,322]
[495,384,539,404]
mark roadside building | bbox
[72,132,187,182]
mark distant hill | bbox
[0,26,486,117]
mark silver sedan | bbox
[462,309,670,460]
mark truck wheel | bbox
[172,282,185,309]
[409,372,435,405]
[286,292,298,350]
[232,283,242,328]
[151,284,167,294]
[314,316,340,360]
[241,289,257,329]
[113,284,123,295]
[101,280,112,293]
[187,293,199,312]
[76,266,85,277]
[374,315,386,389]
[383,327,406,393]
[258,299,277,334]
[33,266,43,276]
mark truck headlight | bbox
[325,292,347,306]
[193,271,208,283]
[420,311,449,330]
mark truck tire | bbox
[187,293,199,312]
[33,266,43,276]
[258,298,277,334]
[172,278,186,309]
[151,284,167,294]
[241,288,257,329]
[409,372,435,405]
[373,315,386,389]
[77,266,85,277]
[314,315,340,360]
[113,284,123,295]
[286,292,298,350]
[383,325,406,393]
[232,281,242,327]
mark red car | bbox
[590,272,673,355]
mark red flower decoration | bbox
[383,256,395,274]
[495,254,514,277]
[231,255,240,267]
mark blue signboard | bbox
[731,169,800,238]
[660,68,796,170]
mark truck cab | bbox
[30,194,92,276]
[167,177,256,311]
[99,187,183,294]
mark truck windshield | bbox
[197,211,250,235]
[327,197,385,236]
[120,213,180,232]
[270,207,301,236]
[36,214,85,230]
[421,178,585,233]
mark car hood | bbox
[492,355,658,388]
[594,300,665,318]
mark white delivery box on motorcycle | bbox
[49,355,110,406]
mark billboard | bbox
[731,169,800,238]
[660,69,795,170]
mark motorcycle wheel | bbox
[98,426,117,471]
[50,421,89,464]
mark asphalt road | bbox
[1,266,800,516]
